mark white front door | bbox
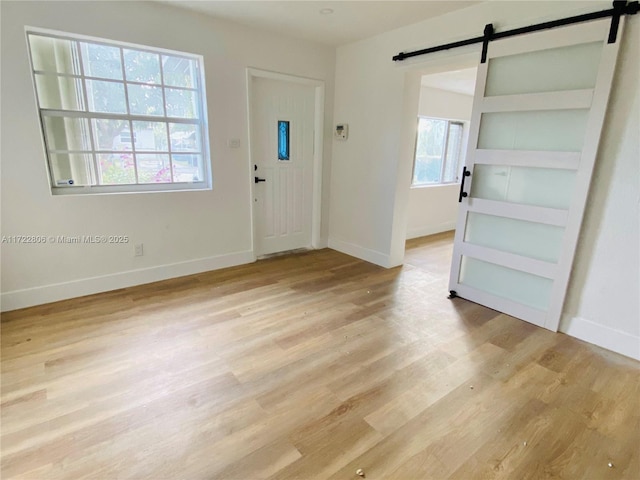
[250,76,315,256]
[449,18,623,331]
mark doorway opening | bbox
[406,67,478,242]
[399,18,622,333]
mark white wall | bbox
[406,86,472,239]
[329,1,640,359]
[560,16,640,360]
[417,86,473,121]
[0,0,335,311]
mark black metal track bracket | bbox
[609,1,627,42]
[448,290,458,300]
[480,24,494,64]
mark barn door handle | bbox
[458,167,471,203]
[254,176,266,183]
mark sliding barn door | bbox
[449,18,623,331]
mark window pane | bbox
[170,123,200,152]
[133,121,169,152]
[98,153,136,184]
[86,80,127,113]
[29,35,79,74]
[35,74,84,111]
[162,55,197,88]
[413,117,446,185]
[413,155,442,184]
[92,119,132,151]
[136,154,171,183]
[43,116,91,151]
[127,84,164,116]
[49,153,93,186]
[81,43,122,80]
[278,121,290,160]
[443,122,463,183]
[123,49,160,84]
[165,88,197,118]
[172,154,203,182]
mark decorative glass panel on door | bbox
[278,120,290,161]
[465,212,565,263]
[459,256,553,311]
[477,109,589,152]
[484,41,603,96]
[470,165,576,209]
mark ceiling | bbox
[421,67,478,96]
[160,1,479,46]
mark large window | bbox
[412,116,464,186]
[26,29,211,194]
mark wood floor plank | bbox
[1,231,638,479]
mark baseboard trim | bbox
[1,250,255,312]
[560,315,640,361]
[406,221,456,240]
[328,238,391,268]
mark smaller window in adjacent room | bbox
[412,116,464,186]
[26,28,211,194]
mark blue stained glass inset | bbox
[278,120,290,161]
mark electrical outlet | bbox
[134,243,144,256]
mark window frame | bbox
[411,115,465,188]
[25,26,212,195]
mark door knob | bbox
[254,176,266,183]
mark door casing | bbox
[246,68,325,258]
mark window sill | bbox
[51,183,211,196]
[410,182,460,190]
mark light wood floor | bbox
[2,232,639,479]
